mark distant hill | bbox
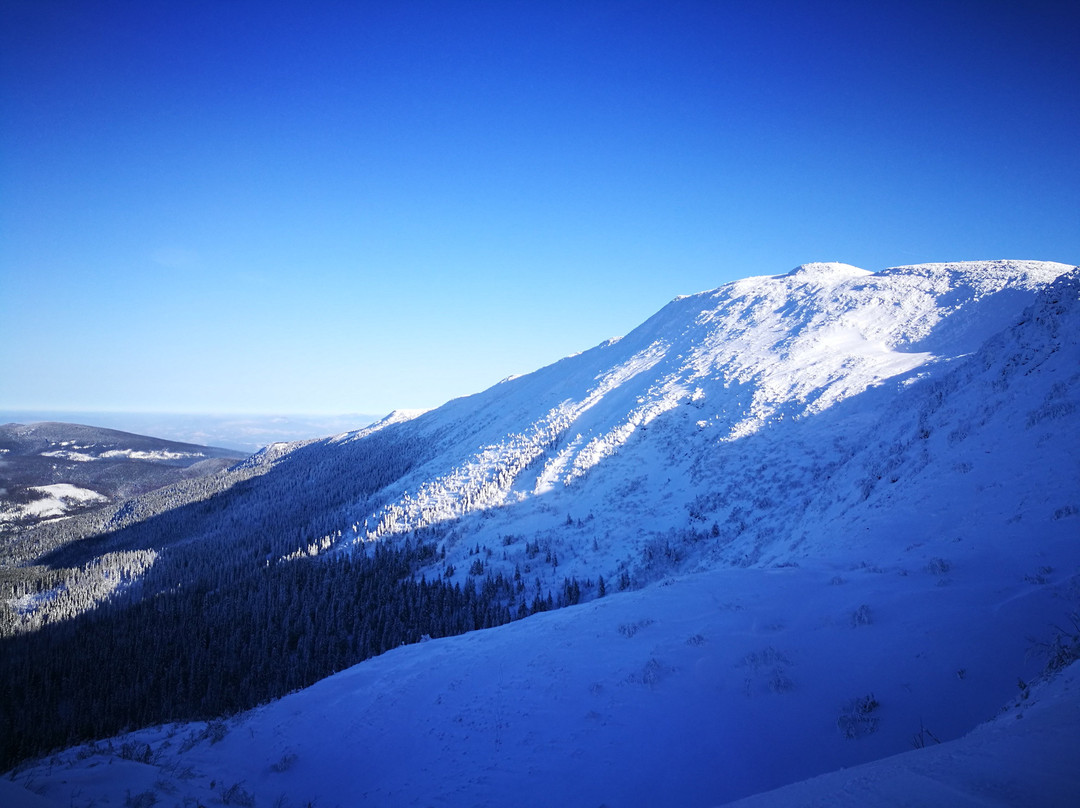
[0,412,380,453]
[0,422,244,538]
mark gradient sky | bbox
[2,0,1078,417]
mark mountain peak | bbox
[782,262,873,282]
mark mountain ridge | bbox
[272,260,1074,580]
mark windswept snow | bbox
[783,261,875,283]
[332,408,430,443]
[338,261,1075,573]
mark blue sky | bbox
[2,0,1077,418]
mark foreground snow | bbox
[7,537,1078,806]
[721,660,1080,807]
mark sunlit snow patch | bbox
[0,483,110,522]
[99,449,204,461]
[40,450,97,462]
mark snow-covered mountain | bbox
[265,260,1077,587]
[4,259,1079,806]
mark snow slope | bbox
[8,552,1077,807]
[269,260,1076,593]
[8,484,107,520]
[719,659,1080,807]
[5,260,1079,806]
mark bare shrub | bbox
[271,751,298,773]
[125,790,158,808]
[837,693,879,739]
[925,557,951,576]
[220,781,256,807]
[617,618,654,638]
[851,604,873,627]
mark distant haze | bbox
[0,412,378,454]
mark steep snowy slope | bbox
[5,260,1078,806]
[260,260,1075,592]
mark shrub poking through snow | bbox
[740,646,794,696]
[118,740,153,763]
[851,603,873,627]
[911,718,941,749]
[1036,609,1080,675]
[124,790,158,808]
[617,618,654,638]
[271,750,299,773]
[925,557,951,576]
[837,693,880,739]
[220,781,256,807]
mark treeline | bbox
[0,422,594,770]
[1,539,561,768]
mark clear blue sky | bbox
[2,0,1077,417]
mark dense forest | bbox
[0,540,581,767]
[0,423,593,769]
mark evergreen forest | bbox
[0,424,590,768]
